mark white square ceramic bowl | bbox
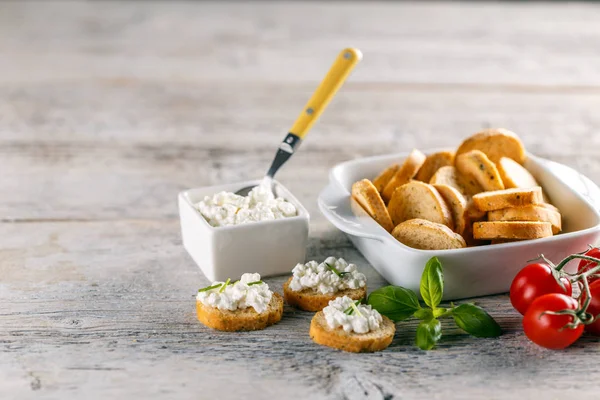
[318,150,600,300]
[179,180,309,281]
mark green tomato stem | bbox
[555,254,600,273]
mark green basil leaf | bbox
[367,286,421,322]
[415,318,442,350]
[420,257,444,309]
[413,308,433,321]
[451,303,502,338]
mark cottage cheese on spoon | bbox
[196,185,297,227]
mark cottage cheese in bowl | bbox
[289,257,366,294]
[323,296,383,334]
[195,185,297,227]
[196,273,272,314]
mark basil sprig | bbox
[420,257,444,309]
[368,257,501,350]
[416,319,442,351]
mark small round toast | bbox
[310,311,395,353]
[429,166,483,197]
[433,184,467,235]
[196,293,283,331]
[387,181,453,229]
[473,221,553,240]
[455,150,505,191]
[472,187,544,212]
[283,277,366,312]
[382,149,426,203]
[456,128,526,164]
[415,151,455,183]
[488,205,562,234]
[497,157,539,189]
[352,179,394,232]
[391,218,466,250]
[373,164,399,193]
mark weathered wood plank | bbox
[1,2,600,86]
[1,83,600,220]
[1,221,599,399]
[2,1,600,398]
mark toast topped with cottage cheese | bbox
[196,273,283,331]
[309,296,395,353]
[283,257,367,312]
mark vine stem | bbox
[554,253,600,274]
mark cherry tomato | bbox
[577,248,600,284]
[523,293,583,349]
[510,263,572,315]
[579,280,600,336]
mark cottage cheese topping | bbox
[196,185,297,227]
[196,273,272,314]
[289,257,367,294]
[323,296,383,334]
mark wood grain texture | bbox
[2,1,600,399]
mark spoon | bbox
[235,47,362,197]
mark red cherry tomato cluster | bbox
[509,248,600,349]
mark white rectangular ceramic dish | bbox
[318,150,600,300]
[179,180,309,281]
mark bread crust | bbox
[456,128,526,164]
[415,151,455,182]
[473,221,553,240]
[373,164,399,193]
[283,277,366,312]
[196,292,283,331]
[309,311,395,353]
[382,149,426,203]
[352,179,394,232]
[488,205,561,234]
[391,218,466,250]
[455,150,504,191]
[387,181,453,229]
[472,187,544,212]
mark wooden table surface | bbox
[2,1,600,399]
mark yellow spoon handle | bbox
[289,48,362,139]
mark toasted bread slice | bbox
[283,277,367,312]
[497,157,539,189]
[472,187,544,212]
[382,149,426,203]
[455,150,504,191]
[433,184,467,234]
[490,239,521,245]
[473,221,552,240]
[391,218,466,250]
[373,164,399,193]
[429,166,483,197]
[488,205,561,234]
[415,151,455,183]
[352,179,394,232]
[540,202,560,213]
[310,311,395,353]
[456,128,526,164]
[196,293,283,331]
[387,181,453,229]
[461,198,488,245]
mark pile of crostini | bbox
[352,128,562,250]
